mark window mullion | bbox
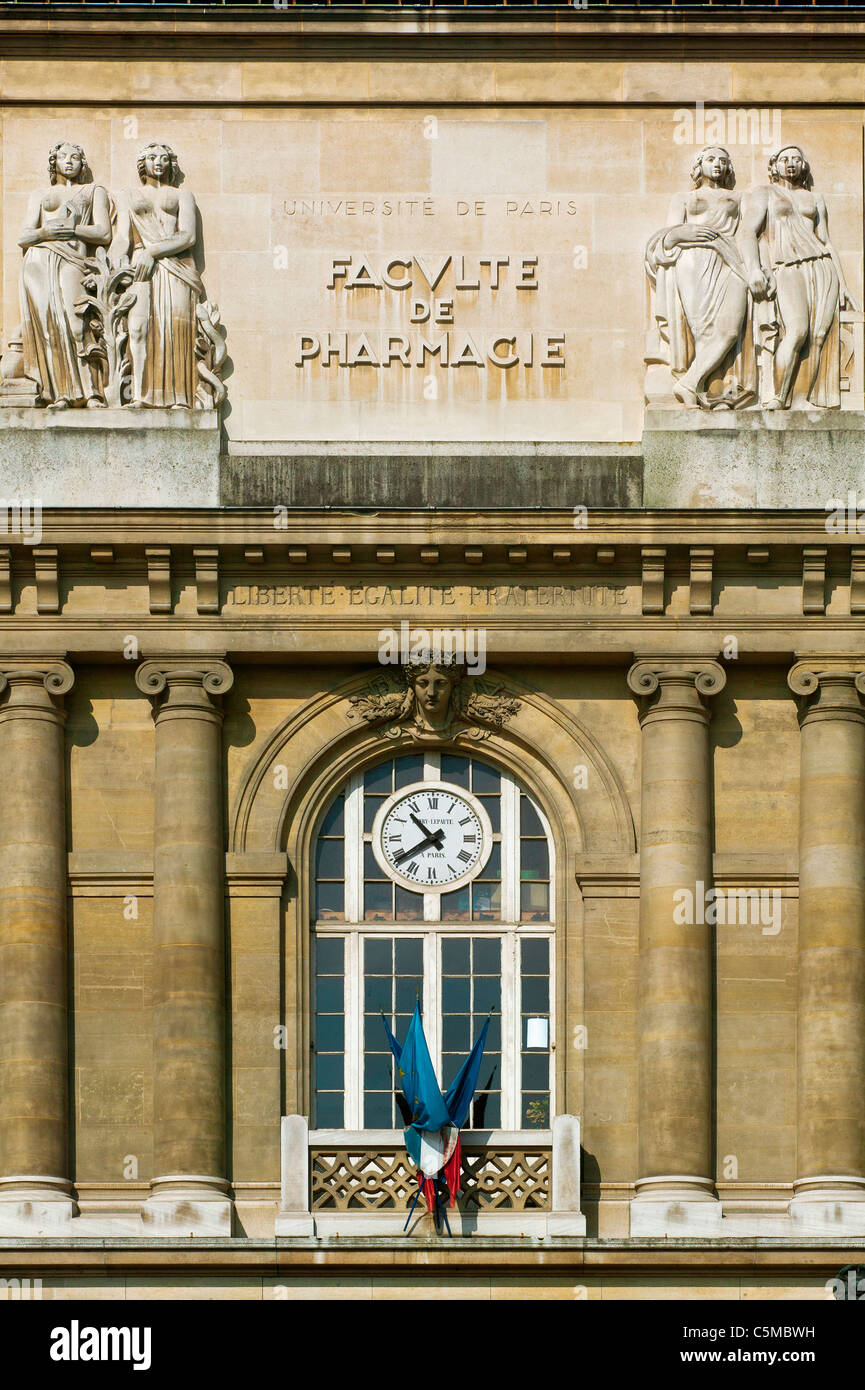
[425,932,439,1081]
[346,932,361,1130]
[501,931,517,1129]
[500,771,519,924]
[345,773,363,923]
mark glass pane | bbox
[520,839,549,880]
[474,976,501,1014]
[364,843,386,880]
[365,938,392,975]
[394,886,424,921]
[364,975,392,1012]
[442,938,470,974]
[521,1053,549,1091]
[485,1015,501,1051]
[315,938,344,974]
[315,1014,344,1051]
[522,977,550,1013]
[394,1013,413,1038]
[395,976,422,1014]
[472,881,502,920]
[522,1093,550,1129]
[479,796,501,833]
[364,796,386,833]
[441,975,470,1013]
[364,881,392,921]
[364,763,392,795]
[440,754,470,788]
[520,881,549,922]
[477,842,501,880]
[315,881,344,921]
[521,938,549,974]
[520,795,544,837]
[473,938,501,974]
[365,1013,389,1050]
[315,1053,344,1090]
[364,1053,393,1090]
[320,796,345,837]
[315,838,344,879]
[472,762,501,795]
[472,1090,500,1128]
[441,887,470,922]
[442,1015,471,1052]
[315,1092,343,1128]
[394,753,425,789]
[395,938,424,975]
[364,1092,393,1128]
[315,977,344,1013]
[441,1054,463,1088]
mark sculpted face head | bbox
[405,662,461,730]
[137,142,179,187]
[690,146,734,190]
[48,142,87,186]
[770,146,809,187]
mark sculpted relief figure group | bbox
[0,136,858,418]
[646,144,857,411]
[2,141,226,411]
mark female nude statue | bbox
[110,142,203,408]
[17,142,112,407]
[741,145,856,409]
[646,146,771,409]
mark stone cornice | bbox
[0,10,863,67]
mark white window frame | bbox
[313,752,556,1131]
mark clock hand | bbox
[410,812,434,838]
[392,828,444,866]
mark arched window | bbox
[312,750,555,1132]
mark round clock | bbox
[371,780,494,893]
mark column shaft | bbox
[789,666,865,1199]
[137,660,233,1191]
[0,663,74,1201]
[628,660,725,1201]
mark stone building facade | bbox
[0,5,864,1299]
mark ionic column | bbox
[0,662,76,1225]
[627,658,726,1232]
[788,662,865,1227]
[135,658,233,1233]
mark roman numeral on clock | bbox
[457,849,472,864]
[427,796,438,809]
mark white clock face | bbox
[371,780,493,893]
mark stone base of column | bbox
[789,1176,865,1235]
[0,1176,79,1234]
[141,1176,234,1237]
[630,1176,723,1236]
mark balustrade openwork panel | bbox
[311,1145,551,1212]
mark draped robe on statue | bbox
[759,186,840,409]
[20,183,99,406]
[645,200,758,409]
[128,203,203,408]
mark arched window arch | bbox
[312,749,555,1132]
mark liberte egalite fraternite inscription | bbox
[646,144,856,412]
[4,141,226,412]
